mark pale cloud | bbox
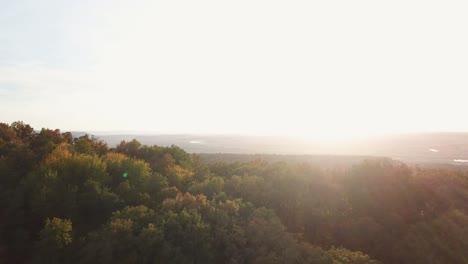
[0,63,92,94]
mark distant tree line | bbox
[0,121,466,263]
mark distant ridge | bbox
[92,132,468,165]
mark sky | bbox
[1,0,467,139]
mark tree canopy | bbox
[1,121,467,263]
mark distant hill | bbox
[70,131,89,138]
[92,132,468,166]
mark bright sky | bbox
[1,0,467,139]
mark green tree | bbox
[73,134,108,156]
[34,218,73,264]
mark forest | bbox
[0,121,467,264]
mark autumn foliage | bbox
[0,122,467,263]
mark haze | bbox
[1,0,467,139]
